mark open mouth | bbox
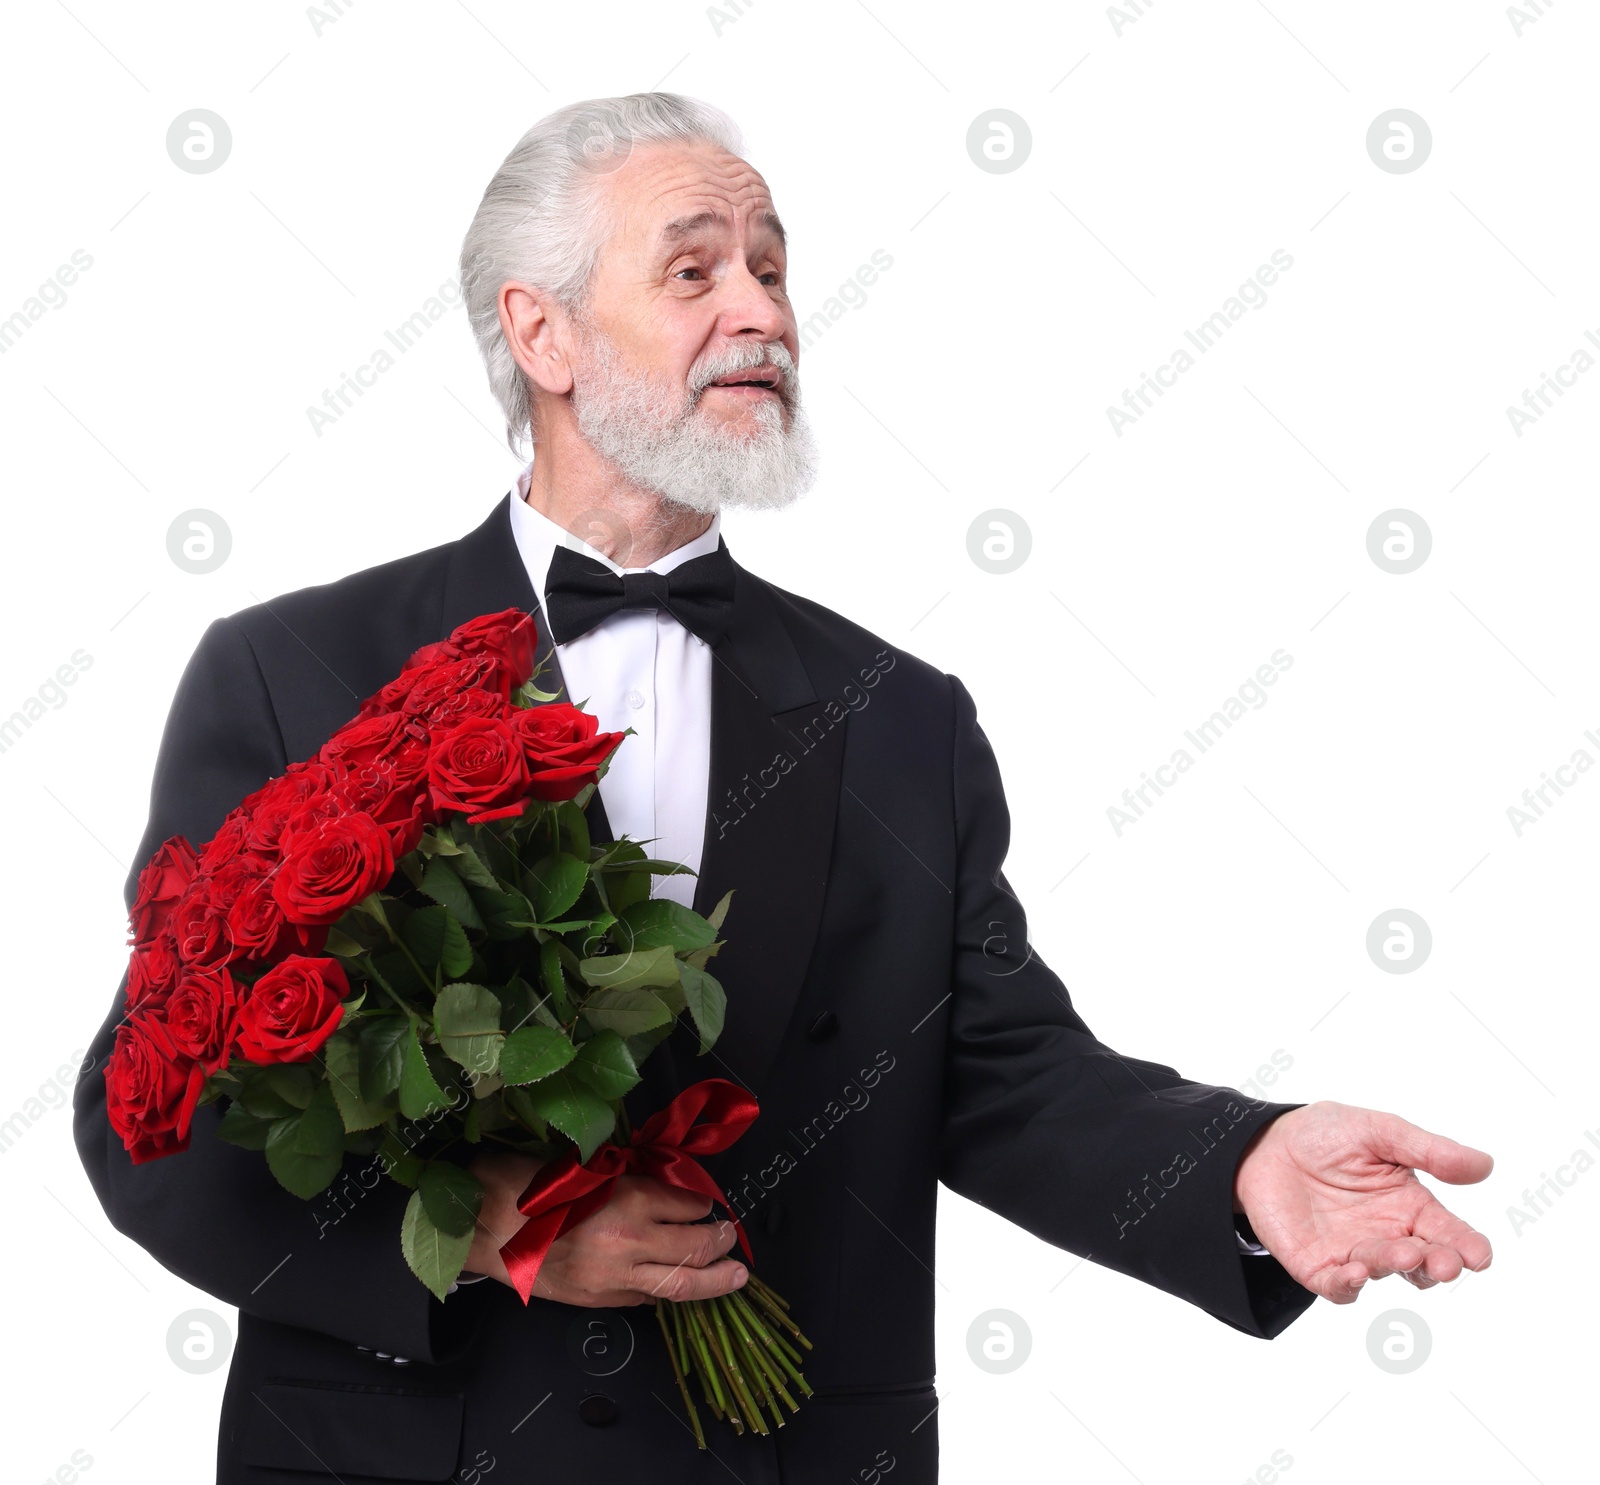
[708,370,781,394]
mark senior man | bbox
[75,92,1492,1483]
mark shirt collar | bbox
[507,459,723,611]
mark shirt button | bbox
[624,688,645,709]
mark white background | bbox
[1,2,1594,1481]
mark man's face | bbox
[563,141,819,515]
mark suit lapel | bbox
[685,572,846,1100]
[440,493,846,1101]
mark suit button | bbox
[579,1394,617,1427]
[806,1009,838,1042]
[764,1201,785,1238]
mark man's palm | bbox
[1234,1101,1494,1304]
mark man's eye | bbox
[675,267,704,281]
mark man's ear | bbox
[498,281,575,398]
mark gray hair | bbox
[459,92,746,454]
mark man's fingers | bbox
[1304,1259,1369,1304]
[624,1176,713,1224]
[1413,1199,1495,1272]
[1365,1111,1494,1184]
[630,1256,749,1305]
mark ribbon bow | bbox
[497,1077,760,1304]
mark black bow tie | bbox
[542,539,737,647]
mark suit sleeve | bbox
[935,673,1316,1339]
[72,616,489,1363]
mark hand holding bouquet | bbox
[108,607,812,1447]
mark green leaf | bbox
[216,1099,271,1151]
[377,1130,423,1188]
[679,961,727,1056]
[624,1019,677,1067]
[578,944,680,991]
[518,1071,616,1163]
[604,868,653,916]
[472,885,538,939]
[324,1034,390,1132]
[527,853,589,923]
[403,904,474,981]
[323,925,367,958]
[261,1064,317,1110]
[538,939,571,1020]
[399,1022,453,1121]
[419,855,486,932]
[579,987,672,1037]
[447,840,499,890]
[502,1085,550,1137]
[706,889,734,933]
[434,983,504,1076]
[617,899,717,954]
[499,1025,577,1086]
[358,1017,409,1103]
[568,1030,640,1100]
[264,1083,344,1199]
[418,1161,485,1238]
[683,940,723,973]
[370,945,429,1000]
[233,1074,300,1120]
[556,799,590,859]
[401,1187,473,1301]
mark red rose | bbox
[511,703,626,802]
[446,608,539,694]
[105,1012,206,1164]
[271,811,396,926]
[427,714,531,824]
[236,955,349,1063]
[358,654,506,722]
[169,879,229,967]
[166,964,242,1069]
[320,710,430,778]
[319,712,435,855]
[386,609,538,697]
[213,855,296,964]
[197,810,253,876]
[276,790,347,856]
[128,836,199,946]
[407,658,513,724]
[241,763,337,855]
[125,932,183,1014]
[336,766,432,857]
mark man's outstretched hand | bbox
[1233,1101,1494,1304]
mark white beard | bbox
[568,317,821,516]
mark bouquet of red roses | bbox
[108,607,813,1448]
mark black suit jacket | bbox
[75,492,1315,1483]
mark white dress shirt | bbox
[507,461,719,910]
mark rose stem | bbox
[723,1297,798,1415]
[745,1272,790,1309]
[688,1301,742,1432]
[675,1301,725,1421]
[729,1288,812,1394]
[656,1301,706,1450]
[700,1300,767,1435]
[744,1281,813,1350]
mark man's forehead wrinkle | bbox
[616,150,777,231]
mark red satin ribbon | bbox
[497,1076,760,1305]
